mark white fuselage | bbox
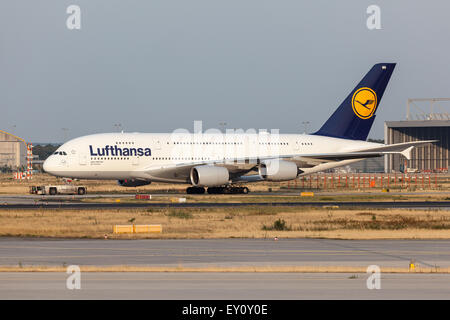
[43,132,382,184]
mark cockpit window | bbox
[54,151,67,155]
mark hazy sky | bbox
[1,1,450,143]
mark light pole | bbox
[219,122,227,133]
[301,121,310,134]
[114,123,122,132]
[61,128,69,142]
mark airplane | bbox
[43,63,435,194]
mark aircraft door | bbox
[68,149,77,167]
[79,153,87,165]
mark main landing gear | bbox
[186,186,250,194]
[208,186,249,194]
[186,186,206,194]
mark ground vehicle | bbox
[29,185,87,195]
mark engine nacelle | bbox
[117,179,151,187]
[190,165,229,187]
[259,160,298,182]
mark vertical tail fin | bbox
[313,63,396,140]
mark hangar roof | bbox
[385,120,450,128]
[0,129,27,143]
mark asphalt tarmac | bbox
[0,193,448,209]
[2,272,450,299]
[1,238,448,268]
[1,238,450,299]
[1,192,449,299]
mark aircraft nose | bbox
[43,156,56,174]
[43,158,50,173]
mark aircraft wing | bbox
[286,140,437,167]
[133,140,436,182]
[135,159,257,182]
[355,140,437,160]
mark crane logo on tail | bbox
[351,87,378,119]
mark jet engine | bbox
[259,160,299,181]
[190,165,229,187]
[117,179,151,187]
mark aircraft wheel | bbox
[207,187,219,194]
[187,187,205,194]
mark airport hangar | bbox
[0,130,27,169]
[350,98,450,174]
[384,119,450,173]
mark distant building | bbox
[384,120,449,172]
[0,130,28,169]
[344,157,385,173]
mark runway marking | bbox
[0,275,375,282]
[1,244,449,256]
[0,200,448,210]
[0,247,448,256]
[2,273,449,282]
[3,251,446,260]
[0,276,355,281]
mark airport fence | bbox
[282,173,449,191]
